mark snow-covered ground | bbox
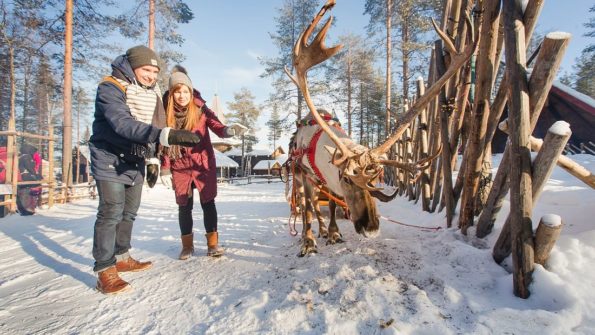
[0,154,594,334]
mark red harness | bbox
[291,124,342,185]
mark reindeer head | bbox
[286,0,479,231]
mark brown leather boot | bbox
[115,254,153,272]
[96,266,131,295]
[179,233,194,260]
[206,232,224,257]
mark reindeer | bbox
[285,0,479,256]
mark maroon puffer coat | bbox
[161,89,227,206]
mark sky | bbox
[1,153,594,333]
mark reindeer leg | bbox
[326,199,343,245]
[299,181,318,257]
[313,189,328,238]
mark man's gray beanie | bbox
[126,45,160,70]
[168,65,193,91]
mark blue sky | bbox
[169,1,591,150]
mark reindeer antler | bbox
[284,0,352,165]
[286,1,480,194]
[371,14,479,157]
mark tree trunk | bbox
[385,0,392,135]
[62,0,73,189]
[347,47,353,137]
[149,0,155,50]
[503,0,534,299]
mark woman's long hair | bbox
[166,83,202,130]
[163,83,203,159]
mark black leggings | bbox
[178,197,218,235]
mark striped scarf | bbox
[113,77,165,159]
[114,77,162,124]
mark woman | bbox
[160,66,246,260]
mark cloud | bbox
[246,50,262,60]
[222,66,265,87]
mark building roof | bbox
[253,159,282,170]
[214,149,239,168]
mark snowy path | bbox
[1,163,594,334]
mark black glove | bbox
[146,164,159,188]
[168,129,201,147]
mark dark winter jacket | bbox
[161,90,227,206]
[89,55,163,186]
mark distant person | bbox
[16,143,43,216]
[160,66,247,260]
[90,46,201,295]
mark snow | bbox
[546,32,572,40]
[541,214,562,227]
[1,154,594,334]
[214,149,239,168]
[549,121,571,136]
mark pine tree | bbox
[265,104,284,150]
[365,0,441,107]
[226,88,260,175]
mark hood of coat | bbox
[110,55,136,84]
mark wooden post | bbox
[48,125,55,208]
[9,135,18,214]
[435,39,455,226]
[503,0,533,299]
[476,31,571,238]
[458,0,501,234]
[535,214,563,266]
[534,214,563,266]
[529,137,595,189]
[493,121,572,264]
[483,0,545,152]
[416,77,431,211]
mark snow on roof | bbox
[252,159,282,170]
[553,80,595,107]
[214,149,239,168]
[225,147,271,157]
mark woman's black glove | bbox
[159,127,201,147]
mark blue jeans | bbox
[92,180,143,272]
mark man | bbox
[90,45,200,294]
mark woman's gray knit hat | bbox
[168,65,193,91]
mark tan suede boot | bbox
[96,266,131,295]
[206,232,224,257]
[115,253,153,272]
[179,233,194,260]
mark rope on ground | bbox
[380,215,442,231]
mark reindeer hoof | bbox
[298,239,318,257]
[318,228,328,239]
[326,232,343,245]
